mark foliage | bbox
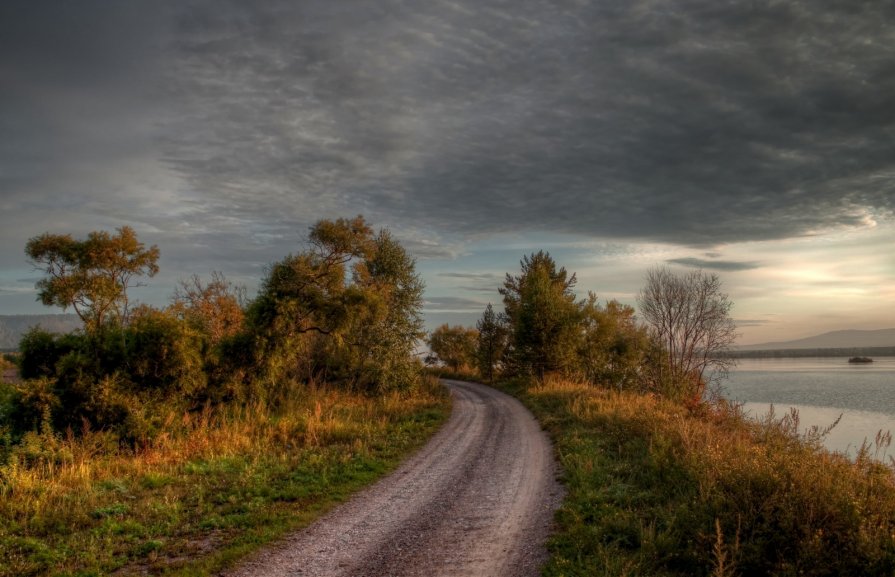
[348,229,426,392]
[499,251,581,380]
[25,227,160,332]
[10,216,428,447]
[12,309,210,441]
[125,305,207,397]
[475,303,508,382]
[427,324,478,373]
[502,377,895,577]
[575,293,652,391]
[637,266,738,403]
[17,328,80,381]
[487,253,657,392]
[170,271,246,346]
[248,219,425,392]
[246,216,372,384]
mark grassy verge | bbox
[497,376,895,577]
[0,378,450,577]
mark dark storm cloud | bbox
[4,0,895,272]
[667,257,761,271]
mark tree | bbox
[247,216,373,358]
[636,266,737,403]
[476,303,507,382]
[246,217,425,391]
[170,271,246,346]
[26,227,160,332]
[124,305,206,397]
[500,251,581,380]
[576,293,651,391]
[427,324,478,373]
[349,229,426,391]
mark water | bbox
[722,357,895,460]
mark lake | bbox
[721,357,895,460]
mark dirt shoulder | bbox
[224,379,564,577]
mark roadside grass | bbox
[0,377,450,577]
[499,376,895,577]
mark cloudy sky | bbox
[2,0,894,344]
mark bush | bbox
[6,378,60,435]
[18,328,80,380]
[10,308,213,442]
[203,330,258,402]
[125,306,207,398]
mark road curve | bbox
[223,379,563,577]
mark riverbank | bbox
[498,376,895,577]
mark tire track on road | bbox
[224,380,563,577]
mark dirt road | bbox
[224,379,563,577]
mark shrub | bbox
[125,306,206,398]
[4,378,59,436]
[18,328,79,380]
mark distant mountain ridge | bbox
[737,328,895,351]
[0,314,82,349]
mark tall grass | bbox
[0,377,450,577]
[502,376,895,577]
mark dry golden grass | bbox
[0,377,449,577]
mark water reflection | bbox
[722,357,895,460]
[741,402,895,461]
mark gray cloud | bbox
[0,285,35,295]
[438,273,503,281]
[3,0,895,293]
[667,257,761,271]
[459,286,502,294]
[435,271,504,295]
[424,296,488,312]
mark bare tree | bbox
[171,271,247,345]
[637,266,737,402]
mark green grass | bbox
[0,378,450,577]
[498,376,895,577]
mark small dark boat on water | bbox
[848,356,874,363]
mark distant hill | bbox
[737,328,895,351]
[0,314,82,350]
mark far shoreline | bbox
[724,346,895,359]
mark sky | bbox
[1,0,894,345]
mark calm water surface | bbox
[723,357,895,459]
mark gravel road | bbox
[224,379,563,577]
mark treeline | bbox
[1,217,425,446]
[427,251,736,406]
[726,347,895,359]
